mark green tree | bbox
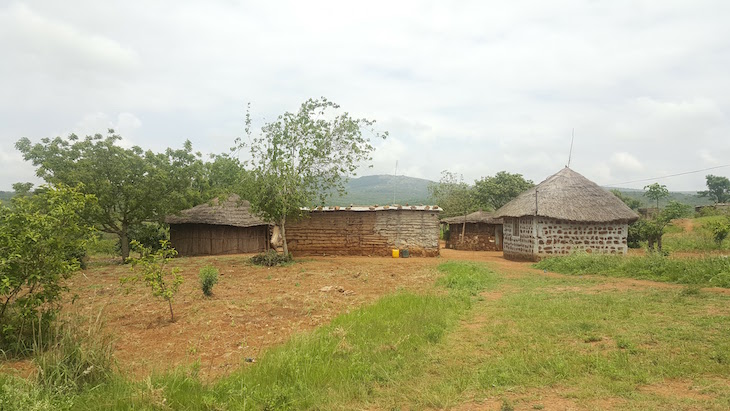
[0,185,95,355]
[428,171,476,242]
[123,240,183,322]
[473,171,534,210]
[16,131,207,261]
[699,174,730,204]
[643,182,669,208]
[644,201,691,252]
[610,189,642,210]
[239,98,387,256]
[705,218,730,248]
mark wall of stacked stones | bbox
[535,218,628,256]
[502,216,537,260]
[446,222,499,251]
[286,209,440,256]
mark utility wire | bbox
[605,164,730,187]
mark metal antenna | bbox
[393,160,398,205]
[567,128,574,168]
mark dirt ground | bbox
[3,248,730,409]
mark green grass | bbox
[663,216,730,252]
[535,253,730,288]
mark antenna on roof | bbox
[392,160,398,205]
[567,128,575,168]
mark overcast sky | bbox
[2,0,729,192]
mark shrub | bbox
[199,266,219,297]
[250,250,293,267]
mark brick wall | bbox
[286,209,440,256]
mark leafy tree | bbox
[699,174,730,204]
[428,171,476,242]
[643,183,669,208]
[705,218,730,248]
[0,185,95,355]
[473,171,534,210]
[239,97,387,256]
[122,240,183,322]
[610,189,642,210]
[16,131,207,261]
[643,201,691,252]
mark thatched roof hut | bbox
[494,167,639,223]
[442,211,503,251]
[494,167,638,260]
[165,195,270,256]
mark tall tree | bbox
[16,131,206,260]
[643,183,669,208]
[473,171,534,210]
[240,98,387,256]
[699,174,730,204]
[428,170,475,241]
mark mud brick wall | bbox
[536,218,628,256]
[502,216,629,260]
[446,222,499,251]
[286,209,440,257]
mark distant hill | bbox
[327,175,434,206]
[609,188,712,208]
[0,191,13,203]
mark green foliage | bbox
[643,182,669,208]
[705,217,730,248]
[0,185,95,356]
[122,240,183,322]
[35,313,116,394]
[428,170,476,218]
[198,266,219,297]
[249,250,293,267]
[16,130,207,261]
[117,222,169,254]
[238,98,387,255]
[611,189,642,210]
[436,261,501,295]
[535,253,730,288]
[699,174,730,203]
[473,171,534,210]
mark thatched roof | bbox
[442,210,502,225]
[165,195,268,228]
[493,167,639,223]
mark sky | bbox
[1,0,729,192]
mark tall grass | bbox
[535,253,730,288]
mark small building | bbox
[494,167,639,261]
[442,211,503,251]
[285,205,441,256]
[165,195,270,256]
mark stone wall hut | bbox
[285,205,441,256]
[494,167,639,261]
[166,195,270,256]
[442,211,503,251]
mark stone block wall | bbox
[502,216,537,260]
[286,209,440,256]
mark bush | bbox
[199,266,219,297]
[250,250,293,267]
[117,222,169,255]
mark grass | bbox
[3,260,730,409]
[535,253,730,288]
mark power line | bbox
[605,164,730,187]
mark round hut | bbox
[493,167,639,261]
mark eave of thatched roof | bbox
[442,210,502,225]
[493,167,639,223]
[165,194,268,228]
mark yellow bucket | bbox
[392,249,399,258]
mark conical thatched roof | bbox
[493,167,639,223]
[442,210,503,225]
[165,195,268,227]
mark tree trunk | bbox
[647,237,655,253]
[280,216,289,256]
[461,217,466,243]
[168,300,175,322]
[657,235,663,253]
[119,227,130,262]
